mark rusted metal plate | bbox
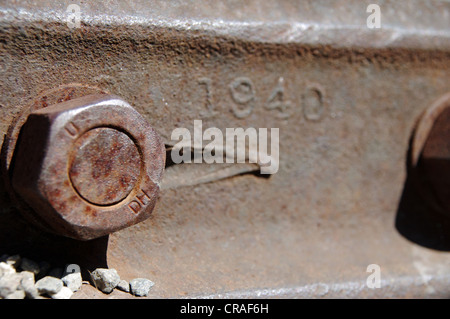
[0,0,449,298]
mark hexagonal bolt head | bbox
[11,94,165,240]
[412,92,450,217]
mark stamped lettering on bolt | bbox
[65,121,80,137]
[128,189,152,214]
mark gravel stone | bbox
[35,276,63,296]
[20,258,40,275]
[4,289,25,299]
[62,271,82,292]
[0,262,16,278]
[0,273,22,298]
[116,279,130,293]
[19,271,39,299]
[5,255,21,269]
[129,278,154,297]
[51,286,73,299]
[90,268,120,294]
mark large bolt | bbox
[10,94,165,240]
[411,92,450,217]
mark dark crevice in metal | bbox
[395,134,450,251]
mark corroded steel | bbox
[0,0,449,299]
[10,94,165,240]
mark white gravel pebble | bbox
[51,286,73,299]
[130,278,154,297]
[0,262,16,278]
[4,289,25,299]
[19,271,39,299]
[90,268,120,294]
[116,279,130,293]
[35,276,63,295]
[0,273,22,299]
[62,271,82,292]
[5,255,21,269]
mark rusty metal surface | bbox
[0,0,449,298]
[10,94,165,240]
[69,127,141,206]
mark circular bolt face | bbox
[69,128,141,206]
[11,94,165,240]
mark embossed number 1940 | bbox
[198,76,327,121]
